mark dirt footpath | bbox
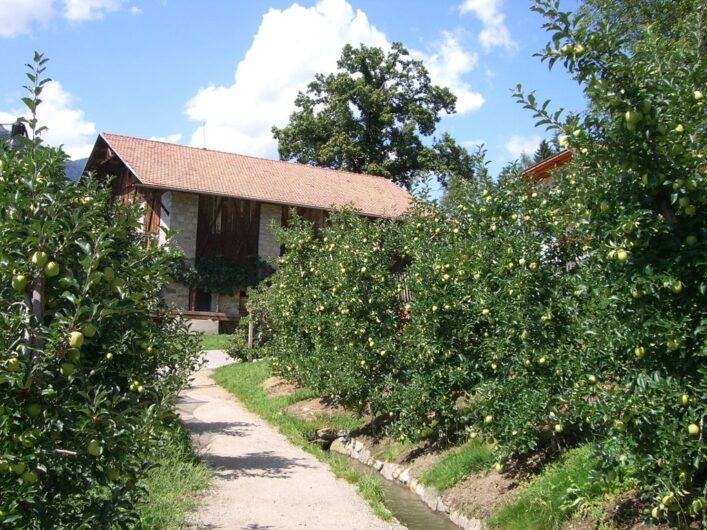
[177,369,403,530]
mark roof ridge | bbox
[100,132,397,185]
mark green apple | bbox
[679,394,689,406]
[11,462,26,475]
[651,506,660,519]
[103,267,115,282]
[481,308,490,316]
[484,415,493,424]
[685,235,697,246]
[105,352,114,361]
[616,249,628,262]
[30,251,48,267]
[625,110,642,124]
[674,123,684,133]
[662,493,677,510]
[555,423,564,433]
[671,281,683,294]
[558,134,569,147]
[69,331,84,348]
[694,90,704,101]
[588,374,597,384]
[44,261,60,277]
[560,43,573,55]
[5,357,20,372]
[60,362,75,377]
[688,423,700,436]
[691,499,704,515]
[615,420,626,432]
[11,274,27,292]
[0,459,9,473]
[634,346,646,358]
[631,289,642,299]
[667,339,681,351]
[573,43,585,54]
[27,403,41,418]
[87,439,103,457]
[21,470,38,484]
[82,324,97,338]
[684,205,696,216]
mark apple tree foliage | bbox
[0,54,201,528]
[272,42,479,190]
[245,0,705,524]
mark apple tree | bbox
[0,54,201,528]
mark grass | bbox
[417,438,494,492]
[488,445,624,530]
[199,333,232,351]
[370,439,416,463]
[138,421,211,529]
[212,361,393,521]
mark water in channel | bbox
[333,454,462,530]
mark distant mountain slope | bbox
[64,158,87,181]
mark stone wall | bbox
[170,192,199,260]
[258,203,282,263]
[160,192,199,311]
[158,191,171,246]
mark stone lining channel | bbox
[329,437,483,530]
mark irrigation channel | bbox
[332,454,461,530]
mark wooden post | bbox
[248,319,254,349]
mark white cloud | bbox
[505,134,541,158]
[462,139,485,149]
[130,6,142,15]
[149,133,182,144]
[459,0,517,52]
[0,0,126,36]
[0,81,97,159]
[186,0,484,158]
[185,0,388,157]
[0,0,56,37]
[63,0,123,21]
[414,32,483,114]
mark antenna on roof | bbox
[202,121,206,150]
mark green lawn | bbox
[199,333,232,351]
[212,361,393,521]
[138,420,211,529]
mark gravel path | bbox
[178,369,403,530]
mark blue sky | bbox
[0,0,585,176]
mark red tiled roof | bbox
[521,149,573,180]
[97,133,411,218]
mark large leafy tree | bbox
[272,42,475,190]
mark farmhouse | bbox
[521,149,573,182]
[84,133,411,332]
